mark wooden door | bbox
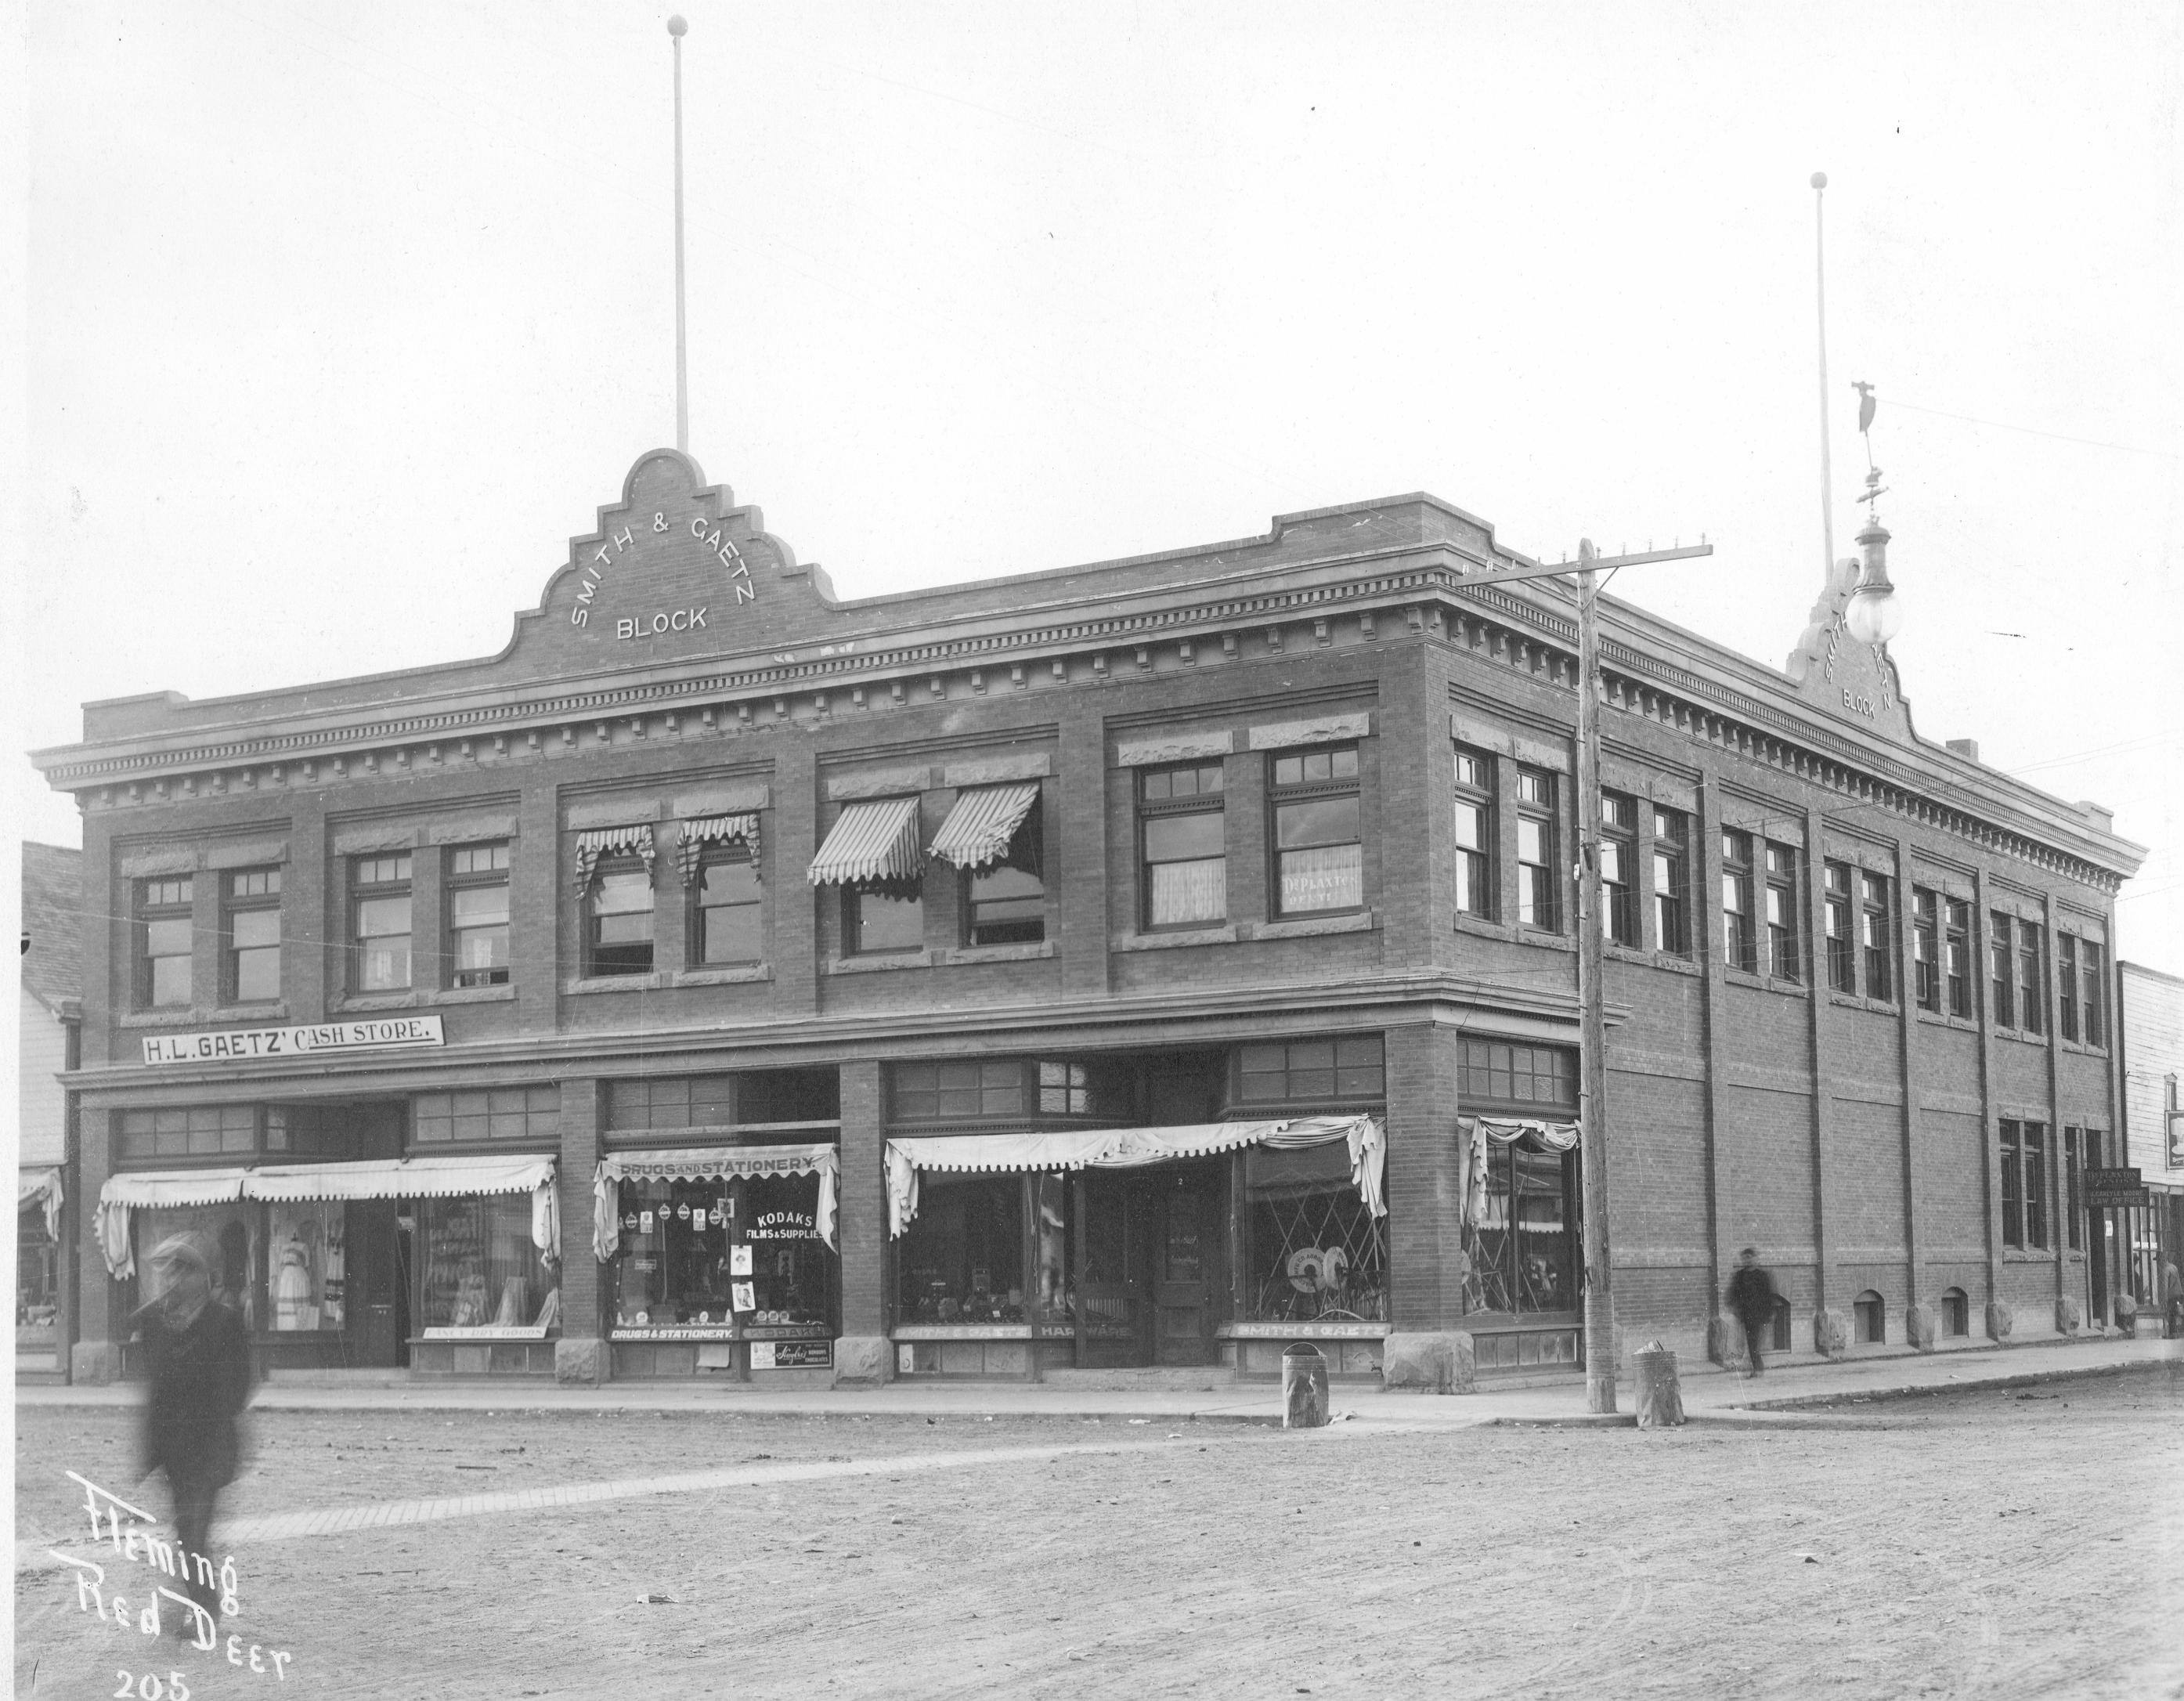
[1076,1174,1151,1367]
[1153,1165,1222,1366]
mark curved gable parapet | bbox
[1784,556,1915,744]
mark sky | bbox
[9,2,2182,983]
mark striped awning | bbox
[929,783,1038,872]
[573,823,657,897]
[807,796,922,888]
[676,813,761,886]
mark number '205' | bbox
[117,1673,190,1701]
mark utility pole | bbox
[1453,537,1714,1413]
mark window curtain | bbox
[1457,1115,1579,1227]
[1150,861,1226,926]
[676,814,762,887]
[17,1167,63,1241]
[572,824,657,897]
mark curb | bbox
[1731,1352,2175,1414]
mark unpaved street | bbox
[16,1366,2182,1700]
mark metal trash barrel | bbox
[1633,1338,1685,1429]
[1283,1342,1330,1428]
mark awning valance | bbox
[886,1115,1383,1237]
[808,797,922,889]
[18,1166,64,1240]
[95,1156,561,1280]
[1458,1116,1580,1228]
[573,824,657,897]
[928,783,1038,872]
[675,813,762,886]
[592,1143,839,1260]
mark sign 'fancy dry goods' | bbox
[142,1015,446,1066]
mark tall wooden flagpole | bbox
[670,16,691,454]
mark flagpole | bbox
[1812,172,1835,580]
[670,15,690,455]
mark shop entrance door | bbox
[1075,1164,1224,1369]
[350,1201,403,1368]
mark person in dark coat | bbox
[135,1233,253,1631]
[1725,1247,1779,1377]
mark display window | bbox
[610,1177,737,1331]
[893,1174,1026,1325]
[1464,1141,1576,1316]
[608,1170,838,1338]
[267,1201,345,1332]
[419,1193,558,1336]
[1243,1143,1388,1323]
[134,1204,260,1330]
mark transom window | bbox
[137,876,195,1009]
[1140,763,1226,930]
[605,1075,735,1132]
[352,853,413,992]
[1459,1038,1576,1111]
[413,1084,561,1144]
[890,1059,1128,1124]
[449,841,512,988]
[118,1103,255,1161]
[1453,747,1495,919]
[1236,1035,1385,1106]
[1269,746,1362,916]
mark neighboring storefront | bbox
[18,842,80,1378]
[2121,961,2184,1331]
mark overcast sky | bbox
[9,2,2182,977]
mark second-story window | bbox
[223,869,282,1003]
[1514,766,1560,932]
[695,843,763,964]
[1824,862,1855,993]
[1453,748,1495,919]
[2083,941,2106,1046]
[1140,762,1226,930]
[1270,746,1363,916]
[589,859,655,976]
[2058,933,2081,1041]
[1944,898,1973,1017]
[2018,921,2045,1036]
[448,842,512,988]
[1600,793,1637,947]
[1860,872,1893,1003]
[1912,888,1940,1011]
[1990,912,2015,1029]
[137,876,195,1009]
[1721,829,1756,973]
[1652,807,1689,956]
[351,854,413,992]
[1764,844,1802,984]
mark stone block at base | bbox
[833,1336,895,1387]
[1904,1303,1936,1351]
[1811,1309,1847,1356]
[71,1342,123,1385]
[2054,1296,2081,1335]
[1985,1302,2015,1343]
[1381,1331,1475,1394]
[554,1338,608,1385]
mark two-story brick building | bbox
[34,447,2144,1387]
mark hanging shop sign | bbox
[749,1340,832,1370]
[143,1015,445,1066]
[2083,1167,2147,1208]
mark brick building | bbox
[34,448,2145,1387]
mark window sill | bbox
[1722,966,1807,998]
[1827,992,1899,1016]
[1915,1009,1981,1034]
[335,985,517,1012]
[1995,1027,2052,1048]
[675,964,773,986]
[563,972,672,995]
[2002,1248,2057,1263]
[1453,913,1517,942]
[826,951,935,975]
[1245,910,1377,942]
[937,941,1056,966]
[2056,1038,2109,1057]
[1110,925,1238,952]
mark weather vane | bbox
[1852,380,1886,519]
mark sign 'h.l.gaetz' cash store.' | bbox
[142,1017,446,1066]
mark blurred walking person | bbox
[135,1233,252,1634]
[1726,1247,1779,1377]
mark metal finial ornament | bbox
[667,14,687,35]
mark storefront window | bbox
[17,1212,59,1337]
[1464,1141,1577,1315]
[266,1201,345,1331]
[741,1173,836,1334]
[611,1178,736,1329]
[419,1194,554,1333]
[134,1204,259,1330]
[893,1174,1024,1324]
[1033,1172,1072,1331]
[1243,1143,1387,1323]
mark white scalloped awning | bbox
[1457,1116,1580,1227]
[886,1115,1383,1237]
[928,783,1038,872]
[592,1143,839,1260]
[808,797,922,887]
[18,1166,64,1240]
[95,1156,561,1280]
